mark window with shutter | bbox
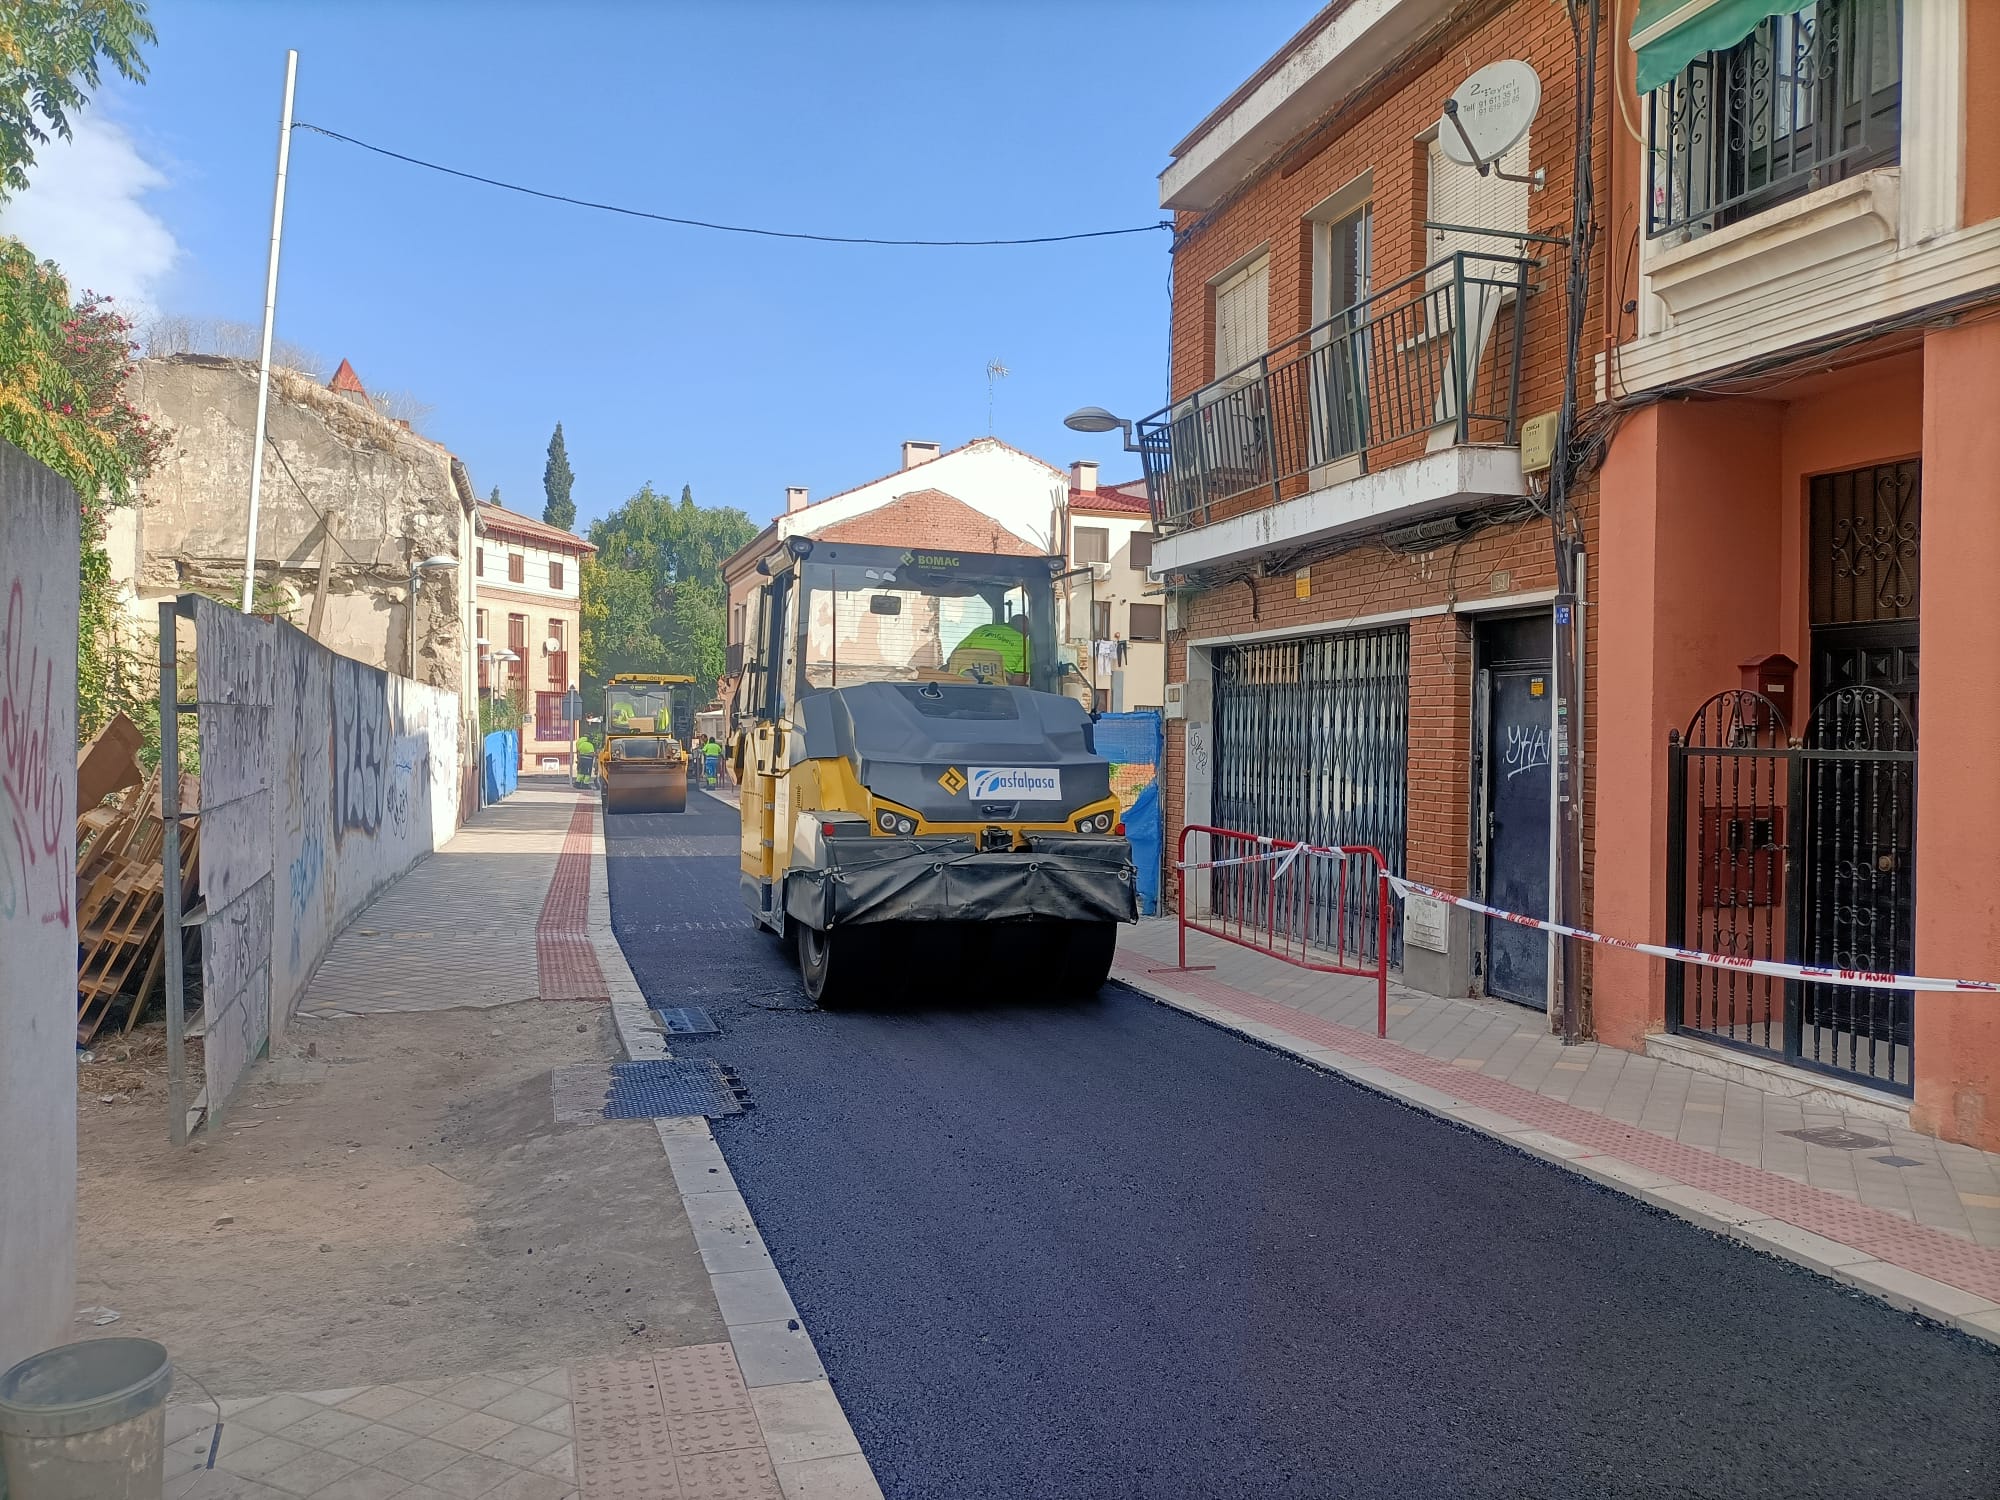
[549,559,564,591]
[1073,527,1109,565]
[476,546,484,577]
[1091,600,1112,638]
[1426,133,1529,281]
[1129,531,1154,570]
[1212,254,1270,379]
[508,553,525,583]
[1129,603,1163,642]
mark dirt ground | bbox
[75,1001,724,1397]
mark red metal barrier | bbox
[1175,824,1393,1038]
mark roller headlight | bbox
[895,816,916,835]
[877,810,897,832]
[1075,811,1114,834]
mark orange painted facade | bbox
[1593,3,2000,1148]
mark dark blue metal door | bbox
[1482,631,1552,1008]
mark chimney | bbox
[785,486,810,514]
[1070,460,1098,493]
[901,440,941,470]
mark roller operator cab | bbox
[732,540,1138,1005]
[602,674,697,814]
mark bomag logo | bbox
[900,551,961,568]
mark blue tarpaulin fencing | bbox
[484,729,518,804]
[1094,710,1164,916]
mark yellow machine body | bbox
[601,674,696,815]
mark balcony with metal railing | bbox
[1645,0,1901,244]
[1139,251,1533,569]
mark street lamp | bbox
[406,554,459,676]
[1063,406,1142,453]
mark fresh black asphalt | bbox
[606,794,2000,1500]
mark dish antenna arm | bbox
[1443,98,1546,190]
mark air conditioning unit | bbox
[1164,682,1186,720]
[542,637,563,654]
[1089,561,1113,583]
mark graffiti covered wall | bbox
[0,442,80,1370]
[194,603,461,1111]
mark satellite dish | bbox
[1439,59,1541,172]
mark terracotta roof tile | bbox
[1069,484,1151,516]
[810,488,1043,556]
[328,358,367,397]
[478,503,598,553]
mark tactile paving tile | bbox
[653,1006,721,1036]
[605,1059,745,1120]
[652,1344,750,1417]
[581,1453,685,1500]
[666,1407,766,1457]
[570,1358,671,1467]
[675,1448,783,1500]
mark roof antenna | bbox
[985,356,1010,434]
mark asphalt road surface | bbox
[606,793,2000,1500]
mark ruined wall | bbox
[0,442,80,1370]
[129,356,471,694]
[193,599,461,1113]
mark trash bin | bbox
[0,1339,173,1500]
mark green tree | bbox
[579,482,754,709]
[487,484,500,506]
[0,0,156,197]
[0,238,167,737]
[542,421,574,531]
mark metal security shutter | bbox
[1212,627,1409,953]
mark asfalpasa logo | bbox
[968,767,1062,800]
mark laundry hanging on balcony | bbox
[1630,0,1798,96]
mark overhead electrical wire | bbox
[293,122,1174,248]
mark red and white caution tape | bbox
[1177,840,1307,877]
[1384,875,2000,995]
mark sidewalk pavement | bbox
[1114,919,2000,1346]
[146,780,882,1500]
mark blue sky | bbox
[12,0,1306,532]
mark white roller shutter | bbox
[1427,131,1530,281]
[1213,255,1270,379]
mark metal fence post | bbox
[1664,728,1687,1033]
[1377,869,1391,1039]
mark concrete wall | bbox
[124,356,475,695]
[193,598,461,1113]
[0,442,80,1371]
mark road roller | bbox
[600,674,696,814]
[730,538,1137,1005]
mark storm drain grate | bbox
[549,1059,747,1123]
[652,1005,721,1036]
[1782,1127,1888,1151]
[607,1058,746,1119]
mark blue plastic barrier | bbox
[1094,711,1164,916]
[483,729,518,803]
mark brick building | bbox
[472,504,595,771]
[1098,0,1609,1020]
[1108,0,2000,1151]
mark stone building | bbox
[110,355,480,698]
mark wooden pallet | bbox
[75,771,201,1044]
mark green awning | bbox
[1631,0,1796,96]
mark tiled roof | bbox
[1072,490,1152,524]
[810,488,1043,556]
[789,435,1067,519]
[478,503,598,554]
[328,358,368,397]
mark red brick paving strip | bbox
[1118,961,2000,1304]
[538,797,609,1001]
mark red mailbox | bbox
[1739,652,1798,727]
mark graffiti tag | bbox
[1504,722,1550,780]
[332,657,389,843]
[0,580,72,927]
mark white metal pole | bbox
[241,49,299,614]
